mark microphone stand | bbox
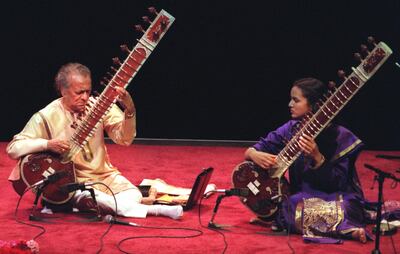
[365,164,400,254]
[376,154,400,160]
[86,188,102,221]
[28,181,102,222]
[29,183,47,221]
[375,155,400,173]
[208,194,230,229]
[372,172,385,254]
[75,186,102,221]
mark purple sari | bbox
[253,120,367,243]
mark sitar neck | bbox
[61,9,175,163]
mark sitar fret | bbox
[118,68,131,79]
[328,100,340,110]
[332,94,344,105]
[123,62,137,73]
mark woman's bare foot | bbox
[249,217,271,227]
[351,228,367,243]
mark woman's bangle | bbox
[311,154,325,169]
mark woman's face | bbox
[288,86,311,119]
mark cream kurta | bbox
[7,97,137,194]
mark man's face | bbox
[61,73,91,114]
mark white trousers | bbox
[72,187,149,218]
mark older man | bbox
[7,62,182,219]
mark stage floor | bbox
[0,142,399,253]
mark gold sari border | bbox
[300,195,345,239]
[332,139,362,161]
[295,200,304,233]
[332,194,344,231]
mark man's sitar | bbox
[14,8,175,204]
[232,37,392,219]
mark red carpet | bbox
[0,142,399,254]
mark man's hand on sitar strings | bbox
[47,139,70,154]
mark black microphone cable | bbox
[14,186,47,241]
[282,194,295,254]
[79,182,204,254]
[14,178,128,254]
[200,190,228,254]
[114,219,203,254]
[200,190,292,254]
[14,180,119,254]
[116,224,203,254]
[89,182,118,254]
[253,194,295,254]
[97,185,203,254]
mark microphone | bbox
[376,154,400,160]
[214,188,249,197]
[103,214,140,227]
[364,164,400,182]
[60,182,94,193]
[364,164,383,174]
[30,171,67,188]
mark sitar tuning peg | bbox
[110,66,118,73]
[134,24,145,33]
[354,53,362,62]
[148,7,158,15]
[337,70,346,80]
[328,81,337,89]
[112,57,122,66]
[367,36,376,46]
[100,78,110,87]
[142,16,151,24]
[360,44,370,55]
[120,44,131,54]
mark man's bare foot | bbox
[351,228,367,243]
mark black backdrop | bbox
[1,0,399,149]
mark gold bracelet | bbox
[311,154,325,169]
[125,111,136,118]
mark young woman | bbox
[245,78,368,243]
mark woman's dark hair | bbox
[293,77,328,112]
